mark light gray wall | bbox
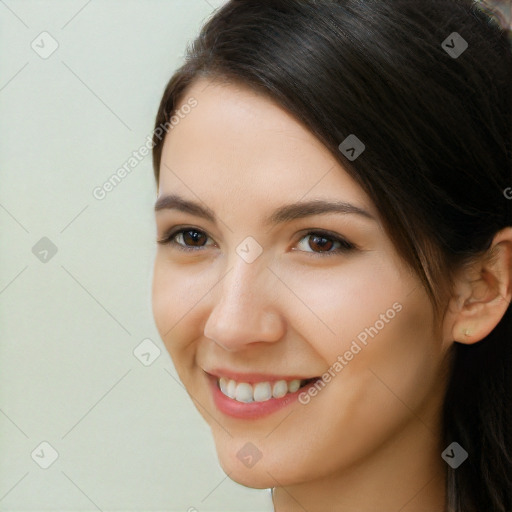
[0,1,272,510]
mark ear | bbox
[448,227,512,344]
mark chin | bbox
[225,468,274,489]
[213,437,306,490]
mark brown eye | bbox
[295,231,355,256]
[157,228,214,250]
[181,229,208,247]
[158,227,355,256]
[308,234,335,252]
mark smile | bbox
[207,370,321,419]
[218,377,317,403]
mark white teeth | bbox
[227,379,236,399]
[272,380,288,398]
[254,382,272,402]
[288,379,301,393]
[218,377,308,403]
[235,383,254,403]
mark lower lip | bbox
[208,373,319,419]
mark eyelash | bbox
[157,227,356,257]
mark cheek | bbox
[151,255,204,349]
[320,287,441,453]
[281,256,440,414]
[151,254,223,368]
[361,288,443,407]
[283,295,439,479]
[276,256,407,359]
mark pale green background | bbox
[0,1,273,510]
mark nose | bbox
[203,256,286,351]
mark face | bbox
[152,77,451,489]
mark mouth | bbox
[217,376,320,403]
[204,369,323,419]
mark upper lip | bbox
[204,368,318,383]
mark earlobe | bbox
[449,227,512,345]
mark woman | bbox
[150,1,512,510]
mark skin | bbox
[152,77,512,512]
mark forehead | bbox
[159,77,376,219]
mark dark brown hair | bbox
[152,1,512,510]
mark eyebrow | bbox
[154,193,376,226]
